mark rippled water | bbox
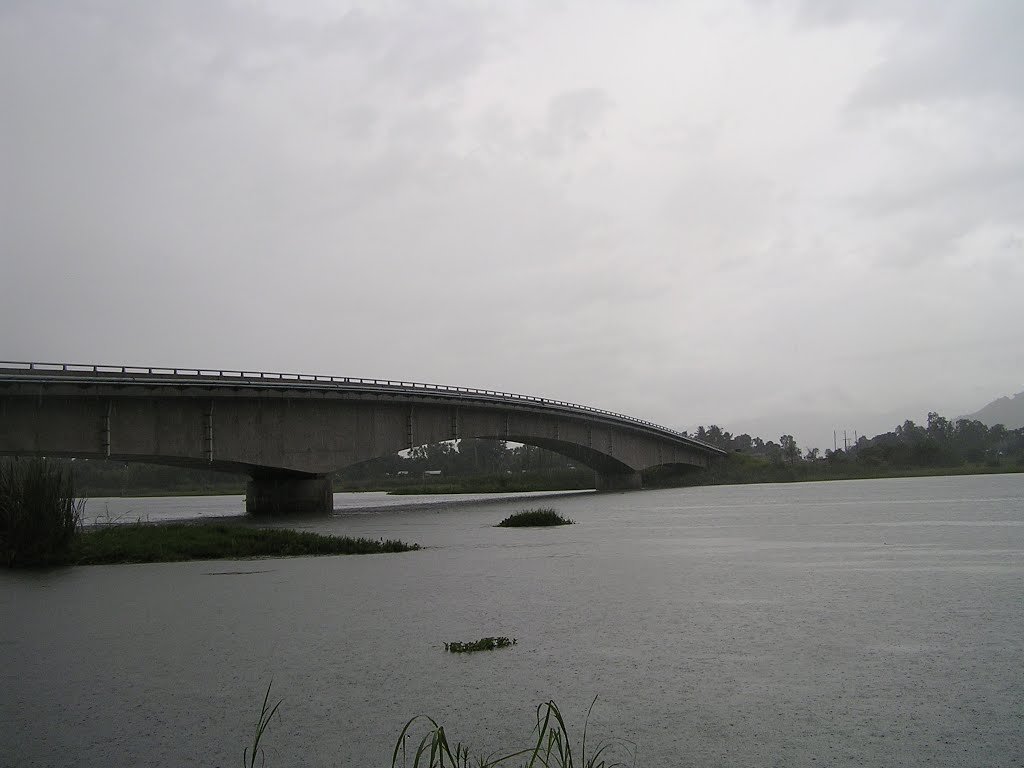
[2,474,1022,767]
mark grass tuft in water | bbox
[241,684,635,767]
[244,681,282,768]
[445,637,517,653]
[497,508,574,527]
[393,697,635,768]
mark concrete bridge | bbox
[0,361,726,514]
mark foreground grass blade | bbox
[244,681,282,768]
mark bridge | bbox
[0,361,727,514]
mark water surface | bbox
[2,475,1022,767]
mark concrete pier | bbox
[245,474,333,516]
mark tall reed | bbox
[242,684,635,767]
[393,698,635,768]
[0,457,84,566]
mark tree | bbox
[780,435,800,464]
[825,448,847,463]
[458,438,508,474]
[895,420,924,444]
[731,433,753,452]
[927,412,952,442]
[805,447,820,461]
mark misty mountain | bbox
[962,391,1024,429]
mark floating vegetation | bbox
[444,636,517,653]
[497,508,574,527]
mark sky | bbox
[2,0,1022,452]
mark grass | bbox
[386,473,593,495]
[642,453,1024,489]
[393,698,634,768]
[244,681,635,767]
[498,508,574,527]
[1,458,84,566]
[69,523,419,565]
[245,681,282,768]
[445,637,517,653]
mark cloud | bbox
[2,0,1022,453]
[847,2,1024,107]
[532,88,612,155]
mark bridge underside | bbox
[0,385,719,514]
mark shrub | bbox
[0,458,84,567]
[497,508,574,527]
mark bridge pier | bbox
[595,470,643,491]
[245,474,333,516]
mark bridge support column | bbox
[595,471,643,491]
[245,474,333,516]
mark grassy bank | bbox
[70,523,419,565]
[82,486,247,498]
[387,481,590,495]
[357,470,594,495]
[643,453,1024,489]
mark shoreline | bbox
[75,465,1023,502]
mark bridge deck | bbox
[0,361,726,456]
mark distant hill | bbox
[962,391,1024,429]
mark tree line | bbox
[682,412,1024,470]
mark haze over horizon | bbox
[2,1,1022,453]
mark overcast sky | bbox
[2,0,1022,451]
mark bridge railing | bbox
[0,360,725,452]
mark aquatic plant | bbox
[445,637,517,653]
[392,698,635,768]
[240,683,635,768]
[0,457,84,567]
[244,681,282,768]
[497,508,574,527]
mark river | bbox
[1,474,1022,767]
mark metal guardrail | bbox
[0,360,726,453]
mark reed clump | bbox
[393,698,635,768]
[0,458,84,566]
[243,682,635,768]
[497,508,574,527]
[445,637,516,653]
